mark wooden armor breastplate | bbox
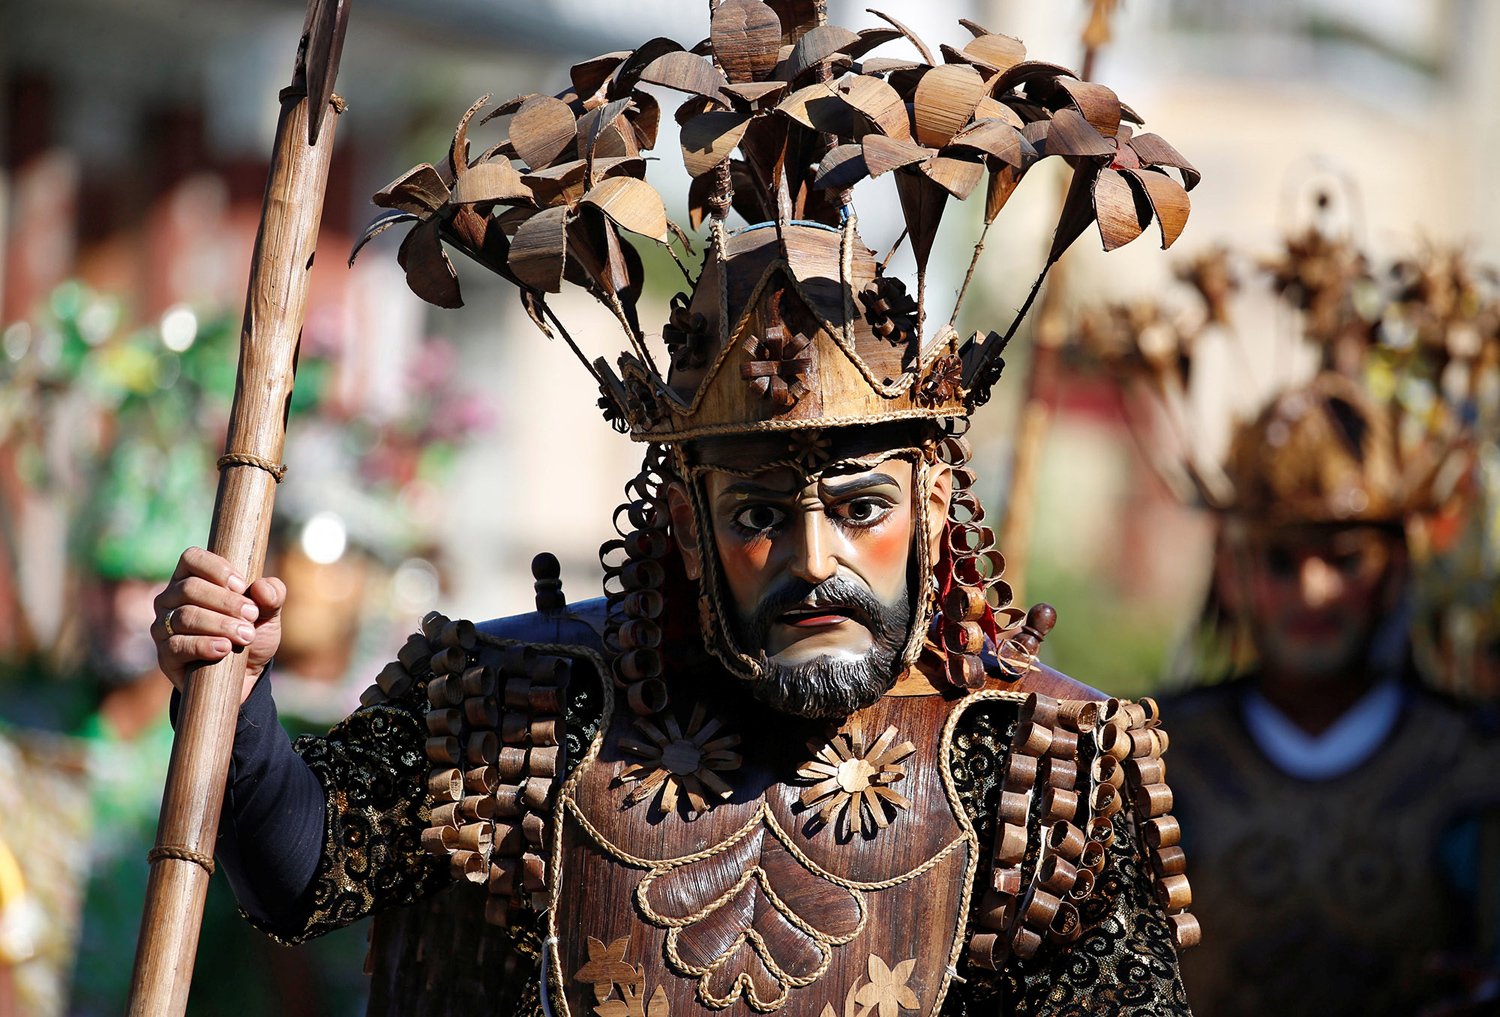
[547,684,977,1017]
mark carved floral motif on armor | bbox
[280,626,1193,1017]
[740,321,813,412]
[551,687,976,1016]
[618,704,743,818]
[795,723,916,841]
[577,935,674,1017]
[821,954,921,1017]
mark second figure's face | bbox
[1224,522,1406,681]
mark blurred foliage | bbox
[1027,555,1184,699]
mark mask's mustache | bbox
[748,576,887,644]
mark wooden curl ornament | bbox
[932,434,1019,691]
[600,445,679,720]
[966,683,1202,968]
[412,609,574,928]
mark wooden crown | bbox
[354,0,1198,444]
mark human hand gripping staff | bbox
[124,1,351,1014]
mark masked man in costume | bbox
[151,4,1202,1014]
[1078,236,1500,1016]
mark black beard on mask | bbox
[740,575,913,720]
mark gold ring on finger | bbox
[163,607,179,638]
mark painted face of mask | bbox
[702,461,919,718]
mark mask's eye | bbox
[732,504,786,532]
[1332,549,1372,577]
[833,496,892,526]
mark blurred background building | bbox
[2,0,1498,1014]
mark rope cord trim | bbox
[217,452,288,483]
[147,845,216,875]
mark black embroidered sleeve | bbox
[948,698,1193,1016]
[244,658,446,945]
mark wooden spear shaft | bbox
[126,5,348,1012]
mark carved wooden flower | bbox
[618,703,742,818]
[663,294,712,370]
[853,955,920,1017]
[575,935,643,1004]
[741,326,812,411]
[622,374,669,430]
[915,353,965,407]
[796,724,915,840]
[596,983,669,1017]
[787,429,833,471]
[860,277,920,347]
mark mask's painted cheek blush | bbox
[851,503,914,605]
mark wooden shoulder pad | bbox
[966,691,1199,971]
[364,612,585,927]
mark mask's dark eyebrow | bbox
[820,472,901,498]
[720,480,799,501]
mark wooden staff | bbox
[126,2,351,1014]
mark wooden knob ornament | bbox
[1146,822,1182,852]
[425,736,461,766]
[1039,854,1079,895]
[430,645,469,676]
[1003,753,1039,792]
[426,708,463,736]
[465,697,500,728]
[464,765,497,794]
[1151,846,1188,878]
[1125,755,1166,787]
[461,665,496,698]
[421,825,457,855]
[622,590,663,619]
[1016,722,1054,757]
[1016,693,1059,730]
[1155,873,1192,911]
[1170,912,1202,949]
[450,849,488,883]
[493,821,525,855]
[1041,786,1079,823]
[1047,821,1086,861]
[531,552,567,613]
[467,730,499,765]
[998,790,1030,826]
[500,644,536,676]
[626,677,669,715]
[1133,782,1175,817]
[946,653,986,691]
